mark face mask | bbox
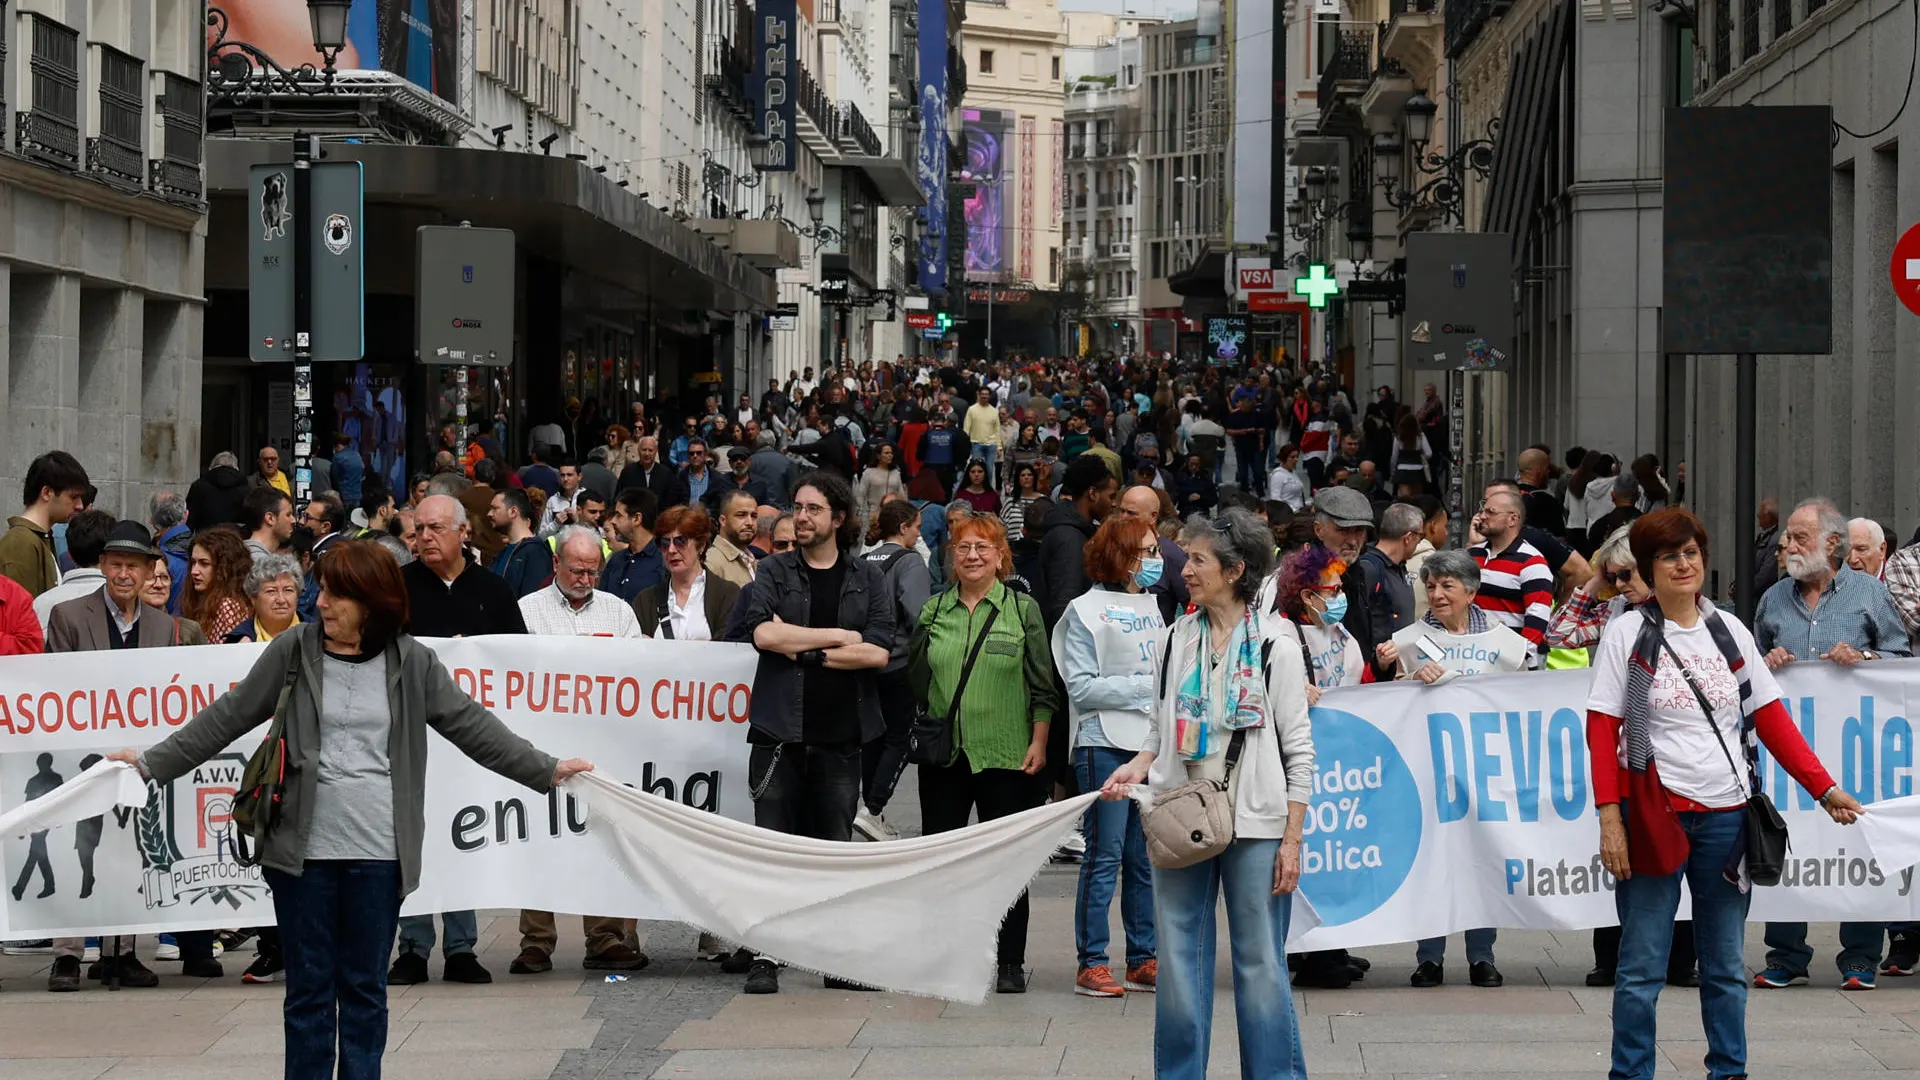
[1133,556,1164,590]
[1319,592,1349,625]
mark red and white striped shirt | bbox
[1468,536,1553,666]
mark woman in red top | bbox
[953,459,1001,515]
[1585,508,1861,1080]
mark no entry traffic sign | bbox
[1893,222,1920,316]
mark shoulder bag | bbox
[1140,635,1275,870]
[228,646,301,867]
[906,600,1000,767]
[1659,638,1790,885]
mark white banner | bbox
[0,636,757,939]
[5,642,1920,948]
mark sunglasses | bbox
[661,535,696,550]
[770,539,796,551]
[1606,569,1633,588]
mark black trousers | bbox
[1593,920,1697,974]
[919,753,1043,966]
[862,669,916,815]
[751,742,861,843]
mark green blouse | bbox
[909,580,1058,772]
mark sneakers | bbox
[718,947,755,975]
[1469,961,1504,988]
[442,953,493,984]
[1410,961,1444,987]
[1883,931,1919,976]
[995,963,1028,994]
[852,806,899,842]
[181,957,224,979]
[1842,966,1878,991]
[241,953,285,984]
[508,947,553,975]
[387,953,429,985]
[1125,959,1158,992]
[696,931,729,961]
[47,956,82,993]
[82,939,100,964]
[153,935,180,961]
[583,944,648,971]
[1052,829,1086,863]
[743,958,780,995]
[1753,966,1808,988]
[1074,965,1124,998]
[90,956,159,988]
[4,940,52,956]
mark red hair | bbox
[947,507,1013,581]
[655,504,713,552]
[1083,516,1156,586]
[1629,507,1710,585]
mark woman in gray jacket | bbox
[111,541,592,1080]
[855,497,933,841]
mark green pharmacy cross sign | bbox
[1295,264,1340,309]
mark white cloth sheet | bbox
[0,760,147,839]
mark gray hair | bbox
[1795,497,1849,568]
[1850,516,1886,550]
[551,524,606,566]
[149,490,187,531]
[417,493,468,527]
[1379,502,1424,541]
[210,451,239,470]
[1177,508,1275,604]
[757,431,779,449]
[373,534,414,566]
[1611,472,1641,500]
[244,553,303,596]
[425,476,472,498]
[1593,524,1634,571]
[1419,548,1481,593]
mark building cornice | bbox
[0,155,205,235]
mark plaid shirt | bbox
[1885,542,1920,638]
[1546,587,1614,650]
[1753,566,1911,661]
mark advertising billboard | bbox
[915,0,948,293]
[756,0,798,171]
[1207,316,1249,364]
[213,0,461,106]
[960,109,1013,279]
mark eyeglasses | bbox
[793,502,833,517]
[1656,546,1704,567]
[951,542,997,557]
[771,539,796,551]
[661,535,696,550]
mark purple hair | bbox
[1271,544,1345,621]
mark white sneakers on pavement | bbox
[853,807,899,842]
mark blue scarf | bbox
[1174,606,1269,760]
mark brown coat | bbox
[632,574,744,638]
[46,590,208,652]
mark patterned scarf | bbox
[1174,606,1269,761]
[1422,606,1490,634]
[1623,599,1756,781]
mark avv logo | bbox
[1298,707,1421,926]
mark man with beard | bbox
[1752,497,1909,991]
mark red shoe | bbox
[1074,964,1124,998]
[1125,959,1158,992]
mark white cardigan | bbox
[1140,613,1318,839]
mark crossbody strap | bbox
[1657,638,1755,795]
[943,599,1001,717]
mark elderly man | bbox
[1849,517,1891,579]
[1754,497,1911,991]
[510,525,644,975]
[248,446,291,495]
[1115,484,1188,623]
[616,436,676,508]
[391,495,527,987]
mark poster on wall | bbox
[331,364,407,497]
[960,109,1013,279]
[213,0,460,106]
[1207,316,1249,364]
[916,0,949,294]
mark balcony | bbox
[1317,29,1373,133]
[150,72,202,202]
[1382,0,1444,74]
[1447,0,1510,59]
[1097,192,1115,207]
[89,46,145,190]
[691,217,803,269]
[1069,142,1086,158]
[837,101,883,157]
[1360,30,1415,124]
[20,16,79,170]
[1110,240,1132,258]
[703,18,756,122]
[795,61,841,154]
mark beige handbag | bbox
[1141,731,1246,869]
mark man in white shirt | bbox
[537,460,588,538]
[33,509,113,632]
[510,525,642,977]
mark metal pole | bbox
[292,132,317,505]
[454,367,470,467]
[986,279,995,358]
[1734,351,1757,621]
[1448,370,1466,547]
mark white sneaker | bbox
[1053,827,1087,862]
[853,807,898,842]
[82,945,101,963]
[3,940,52,955]
[153,941,180,961]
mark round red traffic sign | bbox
[1892,222,1920,316]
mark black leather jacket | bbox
[731,548,894,745]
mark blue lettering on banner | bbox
[1765,694,1913,808]
[1301,707,1420,926]
[1428,709,1588,825]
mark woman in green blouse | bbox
[910,506,1059,995]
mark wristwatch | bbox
[1818,785,1839,806]
[1862,649,1881,661]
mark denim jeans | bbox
[267,860,402,1080]
[1073,747,1155,969]
[395,910,477,959]
[973,443,997,488]
[751,742,861,842]
[1154,837,1307,1080]
[1612,808,1750,1080]
[1415,928,1497,966]
[1762,920,1885,976]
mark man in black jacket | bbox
[185,451,251,528]
[1036,455,1119,632]
[615,436,676,509]
[731,470,892,996]
[1355,502,1422,679]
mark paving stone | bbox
[397,1019,603,1052]
[853,1045,1064,1077]
[648,1048,868,1078]
[660,1017,863,1049]
[0,1060,120,1080]
[1359,1039,1621,1072]
[849,1018,1048,1047]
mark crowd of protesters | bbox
[0,348,1912,1080]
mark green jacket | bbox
[141,622,557,896]
[0,517,57,597]
[910,581,1057,772]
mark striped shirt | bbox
[910,581,1058,773]
[1752,565,1911,662]
[1468,536,1553,662]
[1884,542,1920,638]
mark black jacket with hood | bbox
[186,465,250,528]
[1036,500,1097,631]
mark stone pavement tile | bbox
[1298,986,1582,1015]
[97,1056,292,1080]
[1664,1038,1888,1070]
[1359,1039,1619,1072]
[0,1000,240,1027]
[849,1018,1048,1047]
[548,1046,625,1080]
[396,1018,603,1052]
[649,1048,869,1078]
[203,1019,415,1055]
[400,996,597,1023]
[1847,1033,1920,1069]
[939,990,1129,1019]
[854,1046,1065,1077]
[403,976,593,998]
[710,991,948,1023]
[0,1059,120,1080]
[377,1051,567,1080]
[1328,1012,1617,1043]
[659,1017,864,1049]
[0,1021,226,1058]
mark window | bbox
[980,49,994,73]
[1052,56,1061,79]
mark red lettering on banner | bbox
[595,675,616,714]
[506,669,525,709]
[198,787,236,848]
[573,674,593,715]
[617,677,642,716]
[673,680,695,718]
[454,667,478,698]
[527,672,551,712]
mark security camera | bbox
[538,133,560,154]
[490,123,513,149]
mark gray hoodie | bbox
[864,541,933,671]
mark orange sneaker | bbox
[1125,959,1158,992]
[1075,964,1125,998]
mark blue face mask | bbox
[1319,592,1349,625]
[1133,556,1165,590]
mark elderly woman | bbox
[634,505,743,640]
[1587,508,1860,1080]
[1380,549,1525,988]
[109,541,593,1080]
[226,553,304,643]
[1050,515,1167,999]
[1101,509,1315,1080]
[911,507,1057,995]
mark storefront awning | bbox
[1167,248,1229,298]
[206,139,779,312]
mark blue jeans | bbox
[973,443,997,487]
[396,910,477,958]
[1073,747,1155,970]
[1415,928,1497,966]
[1612,808,1750,1080]
[1762,920,1885,975]
[267,860,402,1080]
[1154,837,1307,1080]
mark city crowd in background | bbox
[0,347,1912,1080]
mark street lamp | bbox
[306,0,350,69]
[1376,91,1499,225]
[1403,91,1437,148]
[1372,132,1403,188]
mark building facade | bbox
[0,0,206,513]
[1139,16,1227,345]
[1063,15,1152,356]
